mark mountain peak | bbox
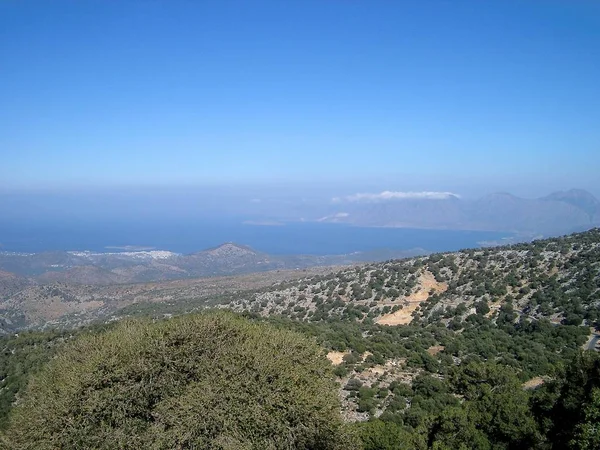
[543,189,600,219]
[203,243,258,258]
[545,188,598,201]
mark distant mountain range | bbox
[322,189,600,234]
[0,243,422,286]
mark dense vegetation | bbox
[0,229,599,448]
[1,313,354,449]
[243,314,596,449]
[1,315,599,449]
[351,351,600,449]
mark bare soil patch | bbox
[327,351,350,366]
[522,376,546,390]
[376,271,447,326]
[427,345,445,356]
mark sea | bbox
[0,219,514,255]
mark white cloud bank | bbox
[334,191,460,202]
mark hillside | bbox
[221,229,600,430]
[229,228,600,328]
[1,229,600,448]
[0,266,342,333]
[2,229,598,335]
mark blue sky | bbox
[1,0,599,196]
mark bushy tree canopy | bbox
[2,312,356,450]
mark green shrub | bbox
[354,420,426,449]
[2,312,357,450]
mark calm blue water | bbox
[0,219,511,255]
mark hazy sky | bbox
[1,0,599,195]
